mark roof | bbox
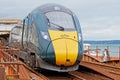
[0,32,9,35]
[32,3,73,15]
[0,19,21,36]
[0,19,21,24]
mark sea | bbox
[89,44,120,57]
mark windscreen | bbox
[45,11,75,31]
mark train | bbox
[9,3,83,72]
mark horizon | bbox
[84,39,120,41]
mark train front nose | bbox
[52,39,78,66]
[48,30,79,66]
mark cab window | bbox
[45,11,75,31]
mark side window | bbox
[29,22,38,47]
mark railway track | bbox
[39,64,113,80]
[94,62,120,75]
[40,71,87,80]
[40,70,73,80]
[69,65,112,80]
[80,61,120,80]
[20,61,49,80]
[19,60,118,80]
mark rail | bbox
[68,71,86,80]
[80,61,120,80]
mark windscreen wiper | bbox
[49,22,64,31]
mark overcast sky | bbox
[0,0,120,40]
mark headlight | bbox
[41,31,50,41]
[78,33,82,42]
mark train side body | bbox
[9,4,83,72]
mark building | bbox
[0,19,21,45]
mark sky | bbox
[0,0,120,40]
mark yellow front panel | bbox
[48,30,78,66]
[52,39,66,65]
[48,30,78,41]
[65,39,78,66]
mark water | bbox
[89,44,120,57]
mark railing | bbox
[0,46,20,79]
[83,45,120,67]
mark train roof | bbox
[32,3,73,15]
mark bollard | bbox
[88,46,90,62]
[96,46,98,57]
[88,46,90,55]
[119,46,120,67]
[107,46,110,60]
